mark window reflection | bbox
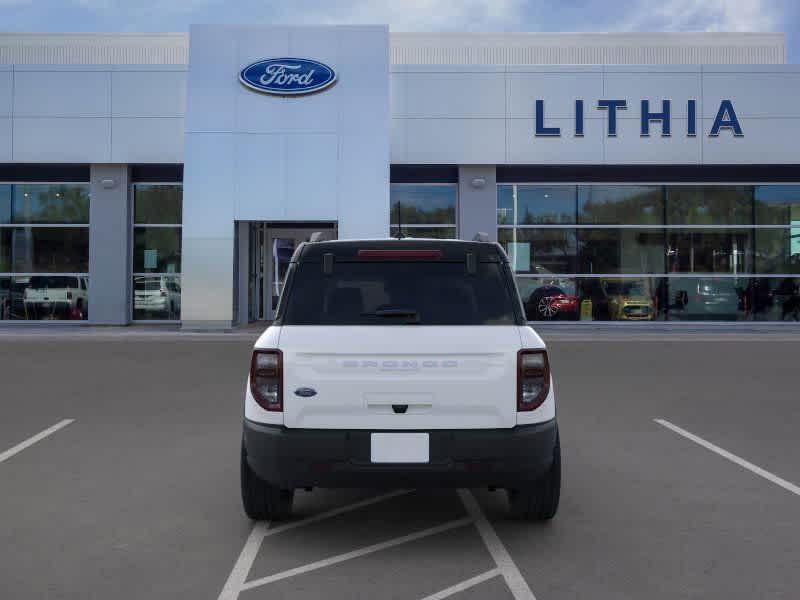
[754,185,800,225]
[516,277,579,321]
[498,229,577,274]
[0,275,88,320]
[578,185,662,225]
[1,184,90,225]
[0,182,90,321]
[667,186,752,225]
[667,229,752,274]
[133,228,181,273]
[667,277,746,321]
[755,228,800,274]
[578,229,664,274]
[748,278,800,321]
[390,184,457,239]
[132,184,183,321]
[133,275,181,320]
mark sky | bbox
[0,0,797,62]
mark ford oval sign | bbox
[239,58,337,96]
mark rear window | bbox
[29,276,78,289]
[279,261,520,325]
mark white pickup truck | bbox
[241,239,560,521]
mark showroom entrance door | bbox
[248,223,337,322]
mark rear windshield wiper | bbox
[361,308,420,323]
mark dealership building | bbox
[0,27,799,327]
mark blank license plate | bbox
[370,433,429,463]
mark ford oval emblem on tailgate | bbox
[294,387,317,398]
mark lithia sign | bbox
[535,99,743,138]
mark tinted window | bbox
[281,261,518,325]
[133,228,181,273]
[1,228,89,273]
[754,185,800,225]
[578,185,663,225]
[498,228,577,274]
[4,184,90,224]
[498,185,575,225]
[134,185,182,225]
[578,229,665,274]
[666,186,752,225]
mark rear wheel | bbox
[240,443,293,521]
[507,434,561,521]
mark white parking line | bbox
[0,419,74,464]
[457,489,537,600]
[419,568,501,600]
[217,489,413,600]
[240,517,473,592]
[655,418,800,497]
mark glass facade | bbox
[0,184,90,321]
[132,184,182,320]
[390,184,457,239]
[498,184,800,322]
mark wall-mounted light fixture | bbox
[470,177,487,189]
[101,178,116,189]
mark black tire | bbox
[240,443,294,521]
[507,434,561,521]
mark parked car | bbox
[599,278,655,321]
[133,276,181,319]
[671,278,741,320]
[522,266,579,321]
[241,239,560,521]
[23,275,88,320]
[524,285,579,320]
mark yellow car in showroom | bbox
[600,279,655,321]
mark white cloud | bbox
[622,0,780,32]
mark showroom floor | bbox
[0,332,798,599]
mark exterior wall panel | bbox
[392,64,800,165]
[0,118,10,161]
[111,117,184,163]
[0,68,11,117]
[13,70,110,117]
[111,70,186,117]
[13,117,111,162]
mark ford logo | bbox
[239,58,337,96]
[294,387,317,398]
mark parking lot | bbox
[1,329,799,599]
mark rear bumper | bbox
[243,418,558,489]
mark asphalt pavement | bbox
[0,330,798,599]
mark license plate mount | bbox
[370,433,429,464]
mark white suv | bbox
[241,239,560,521]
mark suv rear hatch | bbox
[275,242,525,430]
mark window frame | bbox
[389,182,459,239]
[498,181,800,324]
[0,181,90,323]
[130,182,183,323]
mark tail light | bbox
[66,290,73,300]
[250,349,283,411]
[517,349,550,411]
[160,288,167,297]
